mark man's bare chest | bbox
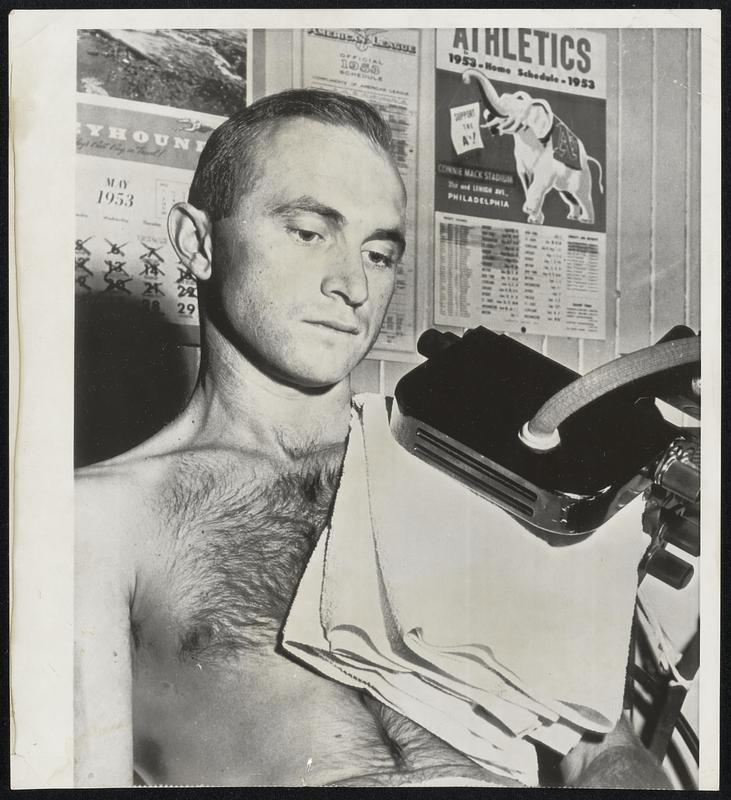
[132,454,342,665]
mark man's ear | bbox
[168,202,213,281]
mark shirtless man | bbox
[74,89,670,788]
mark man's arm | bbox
[560,711,672,789]
[74,476,136,787]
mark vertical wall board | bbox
[351,359,381,395]
[251,30,268,101]
[686,30,701,332]
[653,29,690,341]
[545,338,580,372]
[418,31,467,346]
[616,29,654,355]
[383,360,419,398]
[510,333,545,357]
[263,29,294,96]
[415,29,436,340]
[583,30,620,373]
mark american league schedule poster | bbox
[434,28,607,339]
[301,28,420,354]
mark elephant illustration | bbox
[462,68,603,226]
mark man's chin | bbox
[268,363,355,395]
[266,347,370,394]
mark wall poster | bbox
[75,29,249,343]
[435,28,607,339]
[302,28,420,353]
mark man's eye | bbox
[287,227,323,244]
[363,250,395,269]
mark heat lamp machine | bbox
[391,325,700,583]
[390,325,701,783]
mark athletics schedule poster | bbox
[434,28,607,339]
[302,28,420,353]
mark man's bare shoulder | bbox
[74,424,207,541]
[76,448,170,527]
[74,431,268,540]
[74,451,177,595]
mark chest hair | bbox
[139,449,343,665]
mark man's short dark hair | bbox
[188,89,396,222]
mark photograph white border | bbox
[9,8,721,789]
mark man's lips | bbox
[306,320,359,335]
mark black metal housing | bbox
[392,327,684,536]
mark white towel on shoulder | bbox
[283,393,648,785]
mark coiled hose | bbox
[520,337,701,451]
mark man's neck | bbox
[182,324,354,459]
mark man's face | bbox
[209,118,406,389]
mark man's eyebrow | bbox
[269,196,345,226]
[367,228,406,258]
[270,196,405,256]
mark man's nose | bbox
[321,246,368,307]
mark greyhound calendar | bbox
[74,29,248,344]
[75,99,225,340]
[434,28,607,340]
